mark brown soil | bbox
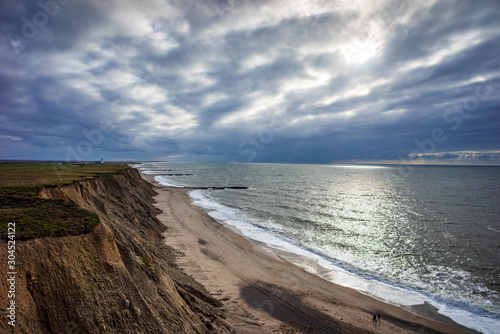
[0,169,229,333]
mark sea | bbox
[134,162,500,333]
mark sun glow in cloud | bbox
[0,0,499,163]
[341,39,381,64]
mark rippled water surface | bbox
[138,162,500,333]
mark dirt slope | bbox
[0,169,229,333]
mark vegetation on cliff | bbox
[0,163,129,238]
[0,164,228,333]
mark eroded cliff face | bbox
[0,169,229,333]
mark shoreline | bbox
[144,174,477,333]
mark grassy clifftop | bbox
[0,164,228,333]
[0,163,130,238]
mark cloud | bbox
[408,151,500,165]
[0,0,499,163]
[0,135,23,142]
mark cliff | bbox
[0,168,229,333]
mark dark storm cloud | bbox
[0,0,499,163]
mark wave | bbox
[487,226,500,233]
[153,175,185,188]
[189,188,500,334]
[141,170,159,175]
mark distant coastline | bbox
[2,159,499,167]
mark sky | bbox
[1,0,499,165]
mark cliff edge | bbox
[1,168,229,333]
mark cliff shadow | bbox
[240,282,368,334]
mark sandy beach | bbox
[145,176,476,333]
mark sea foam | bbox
[154,175,185,188]
[188,188,500,334]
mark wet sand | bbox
[146,176,476,333]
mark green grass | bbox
[0,163,130,239]
[0,163,130,188]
